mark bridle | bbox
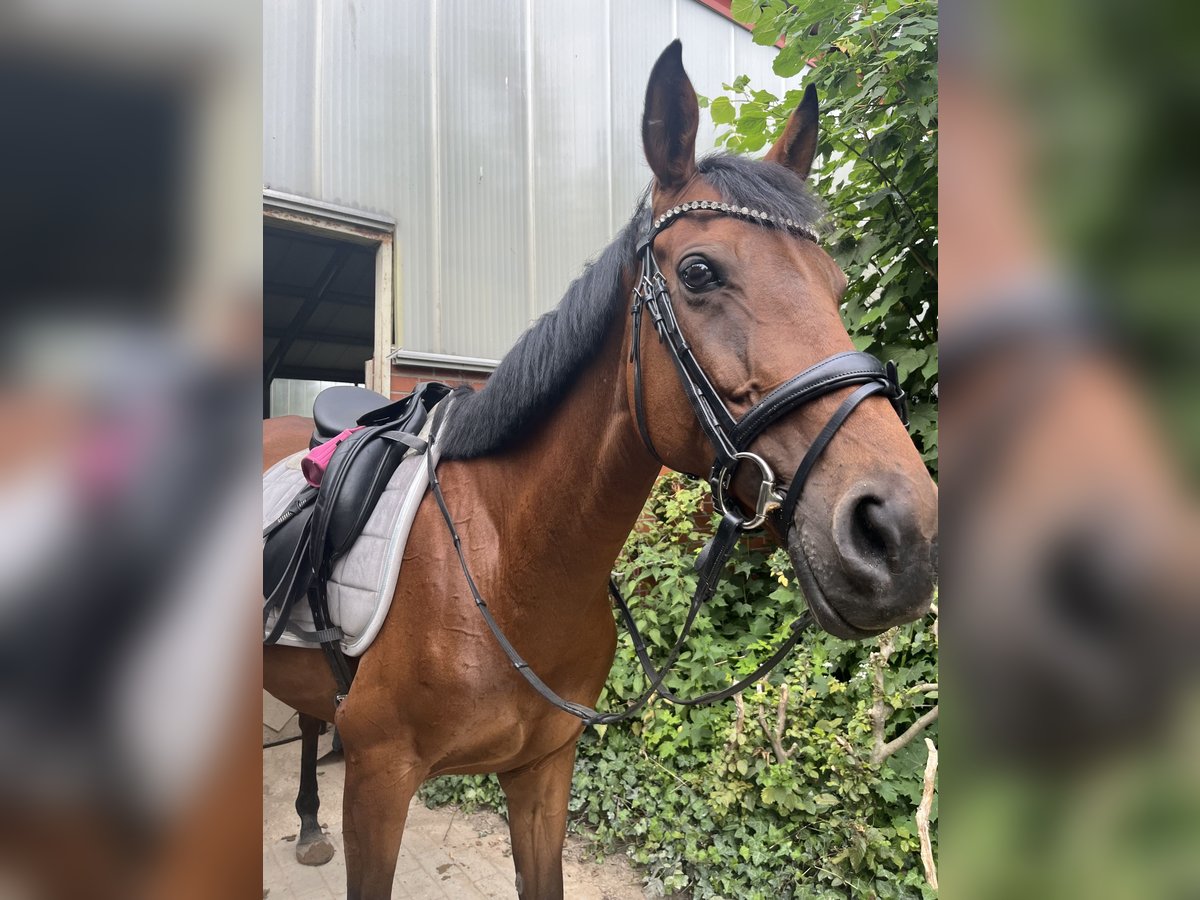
[631,198,907,537]
[426,197,910,725]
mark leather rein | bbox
[428,200,908,725]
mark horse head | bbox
[627,42,938,639]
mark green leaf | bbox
[751,19,782,47]
[774,41,806,78]
[730,0,762,24]
[710,96,736,125]
[891,347,927,380]
[878,262,903,288]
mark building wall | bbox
[263,0,791,362]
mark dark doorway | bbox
[263,225,377,417]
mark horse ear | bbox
[642,40,699,193]
[765,84,819,178]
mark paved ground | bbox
[263,727,650,899]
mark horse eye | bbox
[679,258,718,291]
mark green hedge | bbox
[421,475,938,899]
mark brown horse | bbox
[264,41,938,899]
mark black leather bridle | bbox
[631,199,907,539]
[427,198,910,725]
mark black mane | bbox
[438,153,824,459]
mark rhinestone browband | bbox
[648,199,818,244]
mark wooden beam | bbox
[373,233,394,394]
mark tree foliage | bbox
[705,0,938,470]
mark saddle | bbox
[263,381,453,697]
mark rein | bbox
[429,201,909,726]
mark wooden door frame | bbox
[263,189,396,395]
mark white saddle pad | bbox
[262,408,445,656]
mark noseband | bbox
[630,199,907,534]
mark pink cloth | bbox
[302,426,363,487]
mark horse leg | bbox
[294,713,335,866]
[341,737,426,900]
[497,738,580,900]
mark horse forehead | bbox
[736,238,847,316]
[658,212,837,279]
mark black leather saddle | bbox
[264,381,453,672]
[310,385,392,447]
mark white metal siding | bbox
[263,0,792,359]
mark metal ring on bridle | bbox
[712,451,784,531]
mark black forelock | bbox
[437,153,824,460]
[696,152,825,233]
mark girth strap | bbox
[263,514,313,645]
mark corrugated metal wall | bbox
[263,0,791,360]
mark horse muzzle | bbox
[788,474,938,638]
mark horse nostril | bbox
[833,485,913,589]
[850,496,898,571]
[854,496,892,566]
[823,479,937,629]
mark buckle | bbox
[711,451,784,531]
[885,360,909,425]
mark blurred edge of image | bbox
[0,1,260,897]
[942,0,1199,898]
[0,0,1197,897]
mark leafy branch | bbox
[868,628,939,765]
[755,683,797,765]
[916,738,939,890]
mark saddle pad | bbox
[261,409,445,656]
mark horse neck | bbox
[474,307,661,593]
